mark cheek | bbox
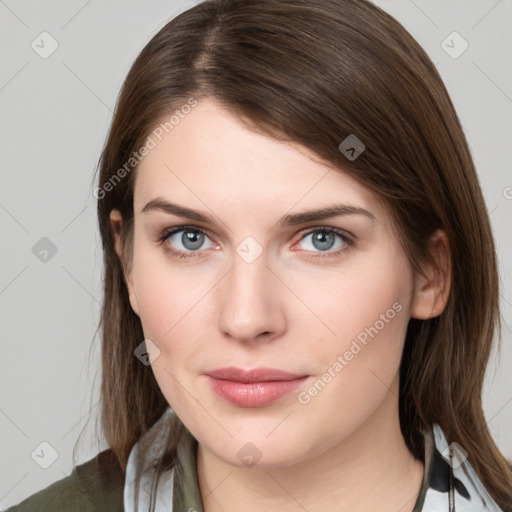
[290,261,412,445]
[131,254,208,411]
[130,241,220,405]
[295,248,414,394]
[131,235,214,341]
[294,253,412,352]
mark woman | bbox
[5,0,511,511]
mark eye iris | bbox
[182,231,204,250]
[312,231,335,251]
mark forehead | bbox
[134,98,383,220]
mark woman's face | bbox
[116,97,431,467]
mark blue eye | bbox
[296,228,353,258]
[171,230,207,251]
[158,227,217,258]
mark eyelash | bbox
[157,225,355,261]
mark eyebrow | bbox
[141,198,376,226]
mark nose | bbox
[217,250,286,344]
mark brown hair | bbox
[91,0,512,509]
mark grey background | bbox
[1,0,511,508]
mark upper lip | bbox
[206,367,307,382]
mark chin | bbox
[197,425,318,469]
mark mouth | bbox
[205,367,309,408]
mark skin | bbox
[111,98,451,511]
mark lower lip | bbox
[207,376,308,408]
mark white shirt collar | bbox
[124,408,175,512]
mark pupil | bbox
[182,231,204,250]
[313,231,334,251]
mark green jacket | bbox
[2,419,202,512]
[3,450,125,512]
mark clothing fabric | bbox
[2,448,125,512]
[3,406,504,511]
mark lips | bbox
[207,366,306,382]
[205,366,309,407]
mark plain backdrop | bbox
[1,0,511,509]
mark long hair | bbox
[93,0,512,509]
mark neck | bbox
[196,383,424,512]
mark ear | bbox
[109,209,140,316]
[410,229,451,320]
